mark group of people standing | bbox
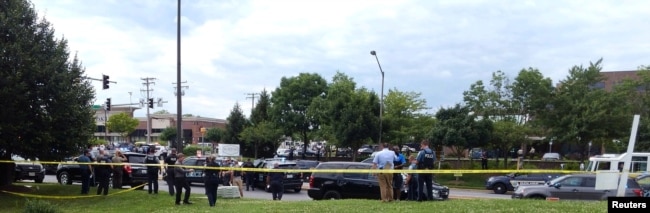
[78,149,124,196]
[372,140,437,202]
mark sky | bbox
[29,0,650,119]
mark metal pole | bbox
[616,114,640,196]
[104,106,108,143]
[176,0,183,151]
[370,50,384,143]
[146,79,151,144]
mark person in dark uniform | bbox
[77,150,93,194]
[204,156,221,207]
[95,150,113,196]
[266,163,285,201]
[174,154,193,205]
[416,140,436,201]
[164,148,178,196]
[243,159,255,191]
[392,146,406,200]
[145,148,160,194]
[481,151,488,169]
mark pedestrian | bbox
[221,159,232,186]
[372,142,398,202]
[145,148,159,194]
[164,148,178,196]
[95,150,113,196]
[405,155,419,201]
[243,159,255,191]
[112,151,126,189]
[392,146,406,200]
[416,140,436,201]
[266,163,285,200]
[204,156,220,207]
[77,149,93,194]
[230,160,244,197]
[174,154,193,205]
[481,151,488,169]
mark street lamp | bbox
[588,141,592,157]
[549,139,554,153]
[370,50,385,144]
[200,127,207,155]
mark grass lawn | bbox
[1,183,607,213]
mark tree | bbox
[491,119,528,168]
[205,128,224,143]
[383,88,430,146]
[224,103,248,155]
[153,109,170,114]
[239,121,283,159]
[270,73,328,159]
[106,112,139,142]
[159,127,177,144]
[311,72,379,161]
[250,89,271,125]
[429,104,493,166]
[0,0,97,186]
[611,66,650,151]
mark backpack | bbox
[420,149,435,169]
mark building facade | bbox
[93,107,226,145]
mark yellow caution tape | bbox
[1,160,585,174]
[0,183,146,199]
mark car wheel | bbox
[294,188,301,193]
[493,183,507,194]
[35,178,44,183]
[323,190,341,200]
[59,172,72,185]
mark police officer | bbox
[95,150,113,196]
[416,140,436,201]
[204,156,220,207]
[145,146,160,194]
[164,148,178,196]
[78,149,93,194]
[243,159,255,191]
[266,163,285,200]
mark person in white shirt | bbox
[372,143,398,202]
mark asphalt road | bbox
[41,175,510,200]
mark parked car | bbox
[335,148,352,157]
[511,174,644,200]
[296,160,320,182]
[12,155,45,183]
[56,152,148,188]
[486,173,563,194]
[253,159,303,193]
[635,174,650,197]
[542,153,561,161]
[275,148,297,158]
[181,155,219,185]
[357,145,378,156]
[307,161,449,200]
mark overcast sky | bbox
[30,0,650,119]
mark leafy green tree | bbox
[0,0,96,186]
[159,127,177,144]
[205,128,224,143]
[491,120,528,168]
[611,66,650,151]
[250,89,271,125]
[224,103,248,155]
[270,73,328,159]
[311,72,379,161]
[383,88,429,145]
[240,121,283,158]
[106,112,139,142]
[430,104,493,166]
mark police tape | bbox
[1,160,584,174]
[0,183,146,199]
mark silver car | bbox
[511,174,644,200]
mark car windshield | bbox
[547,175,567,185]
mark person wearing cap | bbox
[230,160,244,197]
[77,149,93,194]
[164,148,178,196]
[266,163,286,200]
[145,147,160,194]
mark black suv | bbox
[56,152,148,188]
[12,155,45,183]
[485,173,562,194]
[308,161,450,200]
[253,159,303,193]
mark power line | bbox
[245,93,259,114]
[141,77,156,144]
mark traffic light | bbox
[148,98,154,109]
[102,75,110,89]
[105,98,111,111]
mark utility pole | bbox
[245,93,259,114]
[141,77,156,144]
[173,81,189,148]
[176,0,183,151]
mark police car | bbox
[485,173,562,194]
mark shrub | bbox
[23,199,61,213]
[182,145,212,156]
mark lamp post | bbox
[370,50,384,144]
[200,127,207,155]
[549,139,553,153]
[588,141,592,157]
